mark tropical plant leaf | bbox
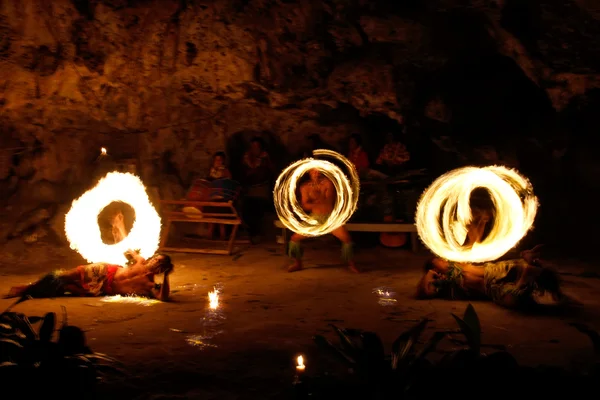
[462,304,481,342]
[412,331,447,364]
[313,334,356,366]
[39,313,56,342]
[0,361,18,367]
[360,331,385,363]
[329,325,359,357]
[12,315,37,341]
[28,316,44,324]
[451,313,480,354]
[94,363,127,376]
[391,319,429,369]
[0,338,24,348]
[0,323,14,335]
[82,353,123,365]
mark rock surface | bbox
[0,0,598,249]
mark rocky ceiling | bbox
[0,0,598,246]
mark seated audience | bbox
[208,151,232,180]
[207,151,233,240]
[347,134,369,175]
[376,131,410,175]
[241,136,274,240]
[303,133,335,158]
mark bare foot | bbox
[288,261,303,273]
[348,262,360,273]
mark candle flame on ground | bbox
[208,288,219,310]
[64,172,162,265]
[101,147,107,155]
[415,166,538,263]
[273,149,360,237]
[297,355,305,368]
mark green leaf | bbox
[451,313,480,354]
[360,331,386,365]
[462,304,481,341]
[39,313,56,342]
[412,331,447,364]
[390,319,429,369]
[0,338,24,348]
[329,325,359,357]
[313,334,356,366]
[81,353,123,365]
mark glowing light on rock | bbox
[101,147,107,155]
[208,287,219,310]
[415,165,538,263]
[273,149,360,236]
[65,172,162,266]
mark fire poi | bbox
[415,165,538,263]
[273,149,360,237]
[65,172,162,266]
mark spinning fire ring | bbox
[415,166,538,263]
[273,149,360,237]
[65,172,162,266]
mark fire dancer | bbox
[415,246,574,309]
[5,251,173,301]
[288,168,359,273]
[416,205,573,309]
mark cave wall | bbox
[0,0,599,251]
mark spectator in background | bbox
[375,131,411,175]
[303,133,335,158]
[347,134,369,175]
[208,151,232,180]
[241,136,274,241]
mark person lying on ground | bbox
[416,245,578,309]
[5,251,173,301]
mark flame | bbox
[297,355,305,369]
[65,172,162,265]
[208,287,219,310]
[101,147,107,155]
[415,165,538,263]
[101,295,161,306]
[273,149,360,236]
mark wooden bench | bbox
[159,179,244,255]
[159,200,242,255]
[273,220,420,252]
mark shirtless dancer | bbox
[288,169,359,273]
[6,251,173,301]
[416,207,571,309]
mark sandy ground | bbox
[1,233,600,399]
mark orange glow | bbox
[208,287,219,310]
[415,166,538,263]
[273,149,360,236]
[65,172,162,265]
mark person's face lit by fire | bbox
[250,140,262,157]
[348,137,359,152]
[419,270,442,298]
[213,155,225,168]
[309,168,321,181]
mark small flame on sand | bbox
[297,355,305,370]
[102,295,160,306]
[101,147,107,155]
[208,287,219,310]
